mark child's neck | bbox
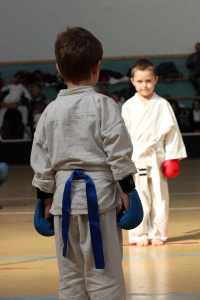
[138,92,154,107]
[67,78,96,89]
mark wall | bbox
[0,0,200,62]
[0,56,196,109]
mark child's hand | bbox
[161,159,180,178]
[122,193,130,211]
[9,102,18,109]
[43,197,53,219]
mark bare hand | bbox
[122,193,130,211]
[43,197,53,219]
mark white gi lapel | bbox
[131,93,163,204]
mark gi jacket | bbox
[31,86,137,215]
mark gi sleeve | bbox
[30,109,56,193]
[164,103,187,161]
[101,98,137,181]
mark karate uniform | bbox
[31,86,137,300]
[122,92,187,243]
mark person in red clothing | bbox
[122,60,187,246]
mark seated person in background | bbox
[31,82,48,105]
[110,91,125,111]
[32,102,46,132]
[118,83,136,101]
[0,72,6,93]
[0,77,31,137]
[187,43,200,95]
[29,83,48,132]
[168,99,191,133]
[168,99,181,129]
[99,83,110,96]
[189,99,200,132]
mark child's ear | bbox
[130,77,135,86]
[155,76,159,83]
[56,63,62,76]
[93,60,102,75]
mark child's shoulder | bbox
[122,94,137,108]
[154,93,170,107]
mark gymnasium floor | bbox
[0,159,200,300]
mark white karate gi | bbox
[122,92,187,243]
[0,84,31,127]
[31,86,137,300]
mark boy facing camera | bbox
[31,27,137,300]
[122,60,187,247]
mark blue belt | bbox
[62,169,105,269]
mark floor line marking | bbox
[0,295,200,299]
[0,212,34,215]
[123,242,199,246]
[126,295,200,298]
[123,254,200,259]
[1,254,200,261]
[0,258,57,261]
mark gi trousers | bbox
[54,208,126,300]
[129,166,169,243]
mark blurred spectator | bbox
[187,43,200,95]
[29,83,48,132]
[110,91,125,111]
[0,72,6,93]
[99,84,110,96]
[168,99,191,132]
[31,83,48,105]
[0,77,31,138]
[189,99,200,132]
[118,83,136,101]
[0,135,9,186]
[32,103,46,132]
[168,99,181,128]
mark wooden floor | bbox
[0,160,200,299]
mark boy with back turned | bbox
[30,27,137,300]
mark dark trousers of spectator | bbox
[0,162,9,186]
[189,71,200,94]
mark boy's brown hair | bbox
[131,59,157,78]
[55,27,103,84]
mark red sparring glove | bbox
[161,159,180,178]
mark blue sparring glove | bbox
[117,175,143,230]
[34,199,55,237]
[117,189,143,230]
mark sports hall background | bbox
[0,1,200,299]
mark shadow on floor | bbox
[167,230,200,242]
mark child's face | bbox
[131,70,158,99]
[32,85,41,96]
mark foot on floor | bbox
[137,239,149,246]
[151,238,164,246]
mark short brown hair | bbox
[55,27,103,84]
[131,59,157,78]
